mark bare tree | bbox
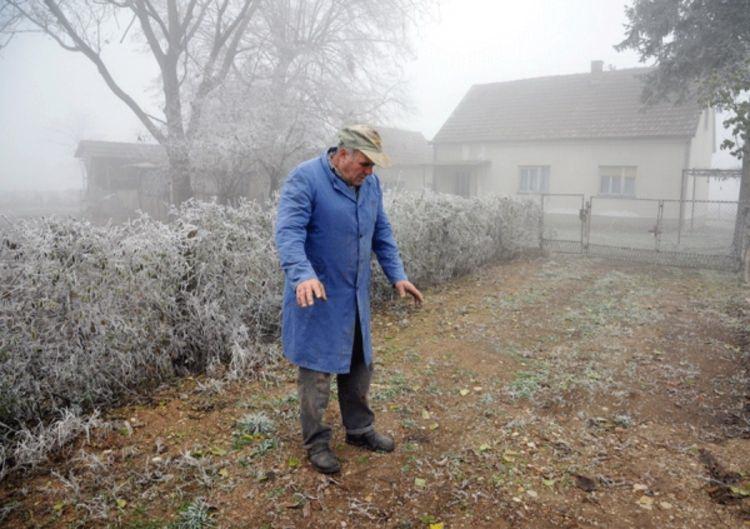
[193,0,433,197]
[3,0,434,203]
[2,0,259,203]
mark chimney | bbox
[591,60,604,74]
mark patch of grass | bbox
[507,370,547,400]
[374,370,412,401]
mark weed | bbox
[235,412,275,436]
[170,498,214,529]
[249,438,277,458]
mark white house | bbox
[431,61,715,214]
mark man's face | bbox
[337,149,375,187]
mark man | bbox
[275,124,423,474]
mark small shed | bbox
[75,140,169,221]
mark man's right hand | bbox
[296,278,327,308]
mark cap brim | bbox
[361,149,392,168]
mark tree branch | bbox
[132,0,165,66]
[41,0,165,143]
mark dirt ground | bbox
[2,254,750,529]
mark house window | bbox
[599,166,636,197]
[519,166,550,193]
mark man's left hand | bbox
[394,280,423,305]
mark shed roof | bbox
[377,127,432,165]
[75,140,166,161]
[432,67,703,144]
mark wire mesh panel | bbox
[583,197,744,270]
[676,200,740,254]
[539,193,584,253]
[588,197,662,250]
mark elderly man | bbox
[275,124,423,474]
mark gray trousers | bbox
[297,317,374,449]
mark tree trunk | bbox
[267,167,282,199]
[735,142,750,260]
[168,142,194,205]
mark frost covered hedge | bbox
[0,191,539,477]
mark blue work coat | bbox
[275,151,408,373]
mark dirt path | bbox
[2,255,750,529]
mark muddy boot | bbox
[307,444,340,474]
[346,430,395,453]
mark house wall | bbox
[434,137,694,202]
[685,108,716,202]
[378,165,434,192]
[688,108,715,169]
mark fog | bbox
[0,0,739,196]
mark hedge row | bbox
[0,191,539,477]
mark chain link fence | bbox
[539,193,747,271]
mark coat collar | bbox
[319,150,360,203]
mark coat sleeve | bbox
[371,176,408,285]
[275,169,318,288]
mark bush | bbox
[0,191,539,478]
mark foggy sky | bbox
[0,0,739,193]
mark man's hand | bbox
[296,278,327,308]
[394,280,423,305]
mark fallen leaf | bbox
[730,484,750,497]
[429,523,444,529]
[53,501,65,512]
[478,443,491,453]
[659,501,673,510]
[573,474,596,492]
[414,477,427,488]
[542,478,556,487]
[527,490,538,498]
[218,468,229,478]
[459,389,470,396]
[115,499,127,509]
[633,483,648,492]
[209,446,227,457]
[429,422,439,430]
[421,409,431,419]
[637,496,654,510]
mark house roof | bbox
[432,67,703,144]
[75,140,166,161]
[377,127,432,165]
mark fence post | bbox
[690,175,697,231]
[578,196,586,254]
[538,194,545,250]
[655,200,664,252]
[584,198,592,254]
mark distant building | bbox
[375,127,433,191]
[431,61,715,209]
[75,140,169,221]
[75,139,265,221]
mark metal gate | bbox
[538,194,747,271]
[538,193,586,253]
[585,197,744,270]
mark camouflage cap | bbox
[338,124,392,168]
